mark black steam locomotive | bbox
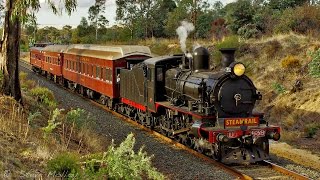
[119,47,280,164]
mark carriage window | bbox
[72,61,75,71]
[91,65,94,77]
[157,67,163,82]
[105,68,112,82]
[96,66,101,79]
[79,62,82,73]
[101,67,104,80]
[58,57,60,65]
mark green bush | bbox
[83,133,164,180]
[29,87,57,108]
[272,82,286,94]
[237,24,260,39]
[308,49,320,78]
[274,5,320,35]
[47,152,80,178]
[42,108,62,138]
[20,72,37,92]
[66,108,93,129]
[20,43,29,52]
[304,123,320,138]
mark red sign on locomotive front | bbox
[224,117,259,127]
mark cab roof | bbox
[143,55,182,66]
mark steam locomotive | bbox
[30,44,280,164]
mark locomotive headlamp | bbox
[233,63,245,76]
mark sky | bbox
[36,0,235,29]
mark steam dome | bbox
[192,47,210,71]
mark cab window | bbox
[156,67,163,82]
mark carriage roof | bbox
[64,44,152,60]
[42,45,70,53]
[30,47,45,51]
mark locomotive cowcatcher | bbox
[119,47,280,164]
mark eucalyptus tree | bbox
[88,0,108,40]
[116,0,159,39]
[0,0,77,102]
[24,13,37,43]
[61,25,73,44]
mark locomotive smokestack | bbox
[192,47,210,72]
[220,48,236,68]
[181,52,192,69]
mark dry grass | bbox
[0,79,109,177]
[20,52,30,63]
[237,33,320,156]
[270,142,320,171]
[0,96,28,141]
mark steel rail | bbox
[262,160,311,180]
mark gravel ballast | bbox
[20,63,235,179]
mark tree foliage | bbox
[1,0,77,102]
[19,0,320,44]
[88,0,109,40]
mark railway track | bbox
[19,60,311,180]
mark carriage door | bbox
[146,66,156,111]
[155,66,165,101]
[76,55,81,83]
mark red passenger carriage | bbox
[30,47,44,72]
[62,44,152,106]
[42,45,70,83]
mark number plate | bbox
[251,129,266,137]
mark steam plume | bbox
[176,21,195,53]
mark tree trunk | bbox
[96,26,98,41]
[1,0,22,102]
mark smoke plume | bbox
[176,21,195,53]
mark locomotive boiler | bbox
[164,47,262,118]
